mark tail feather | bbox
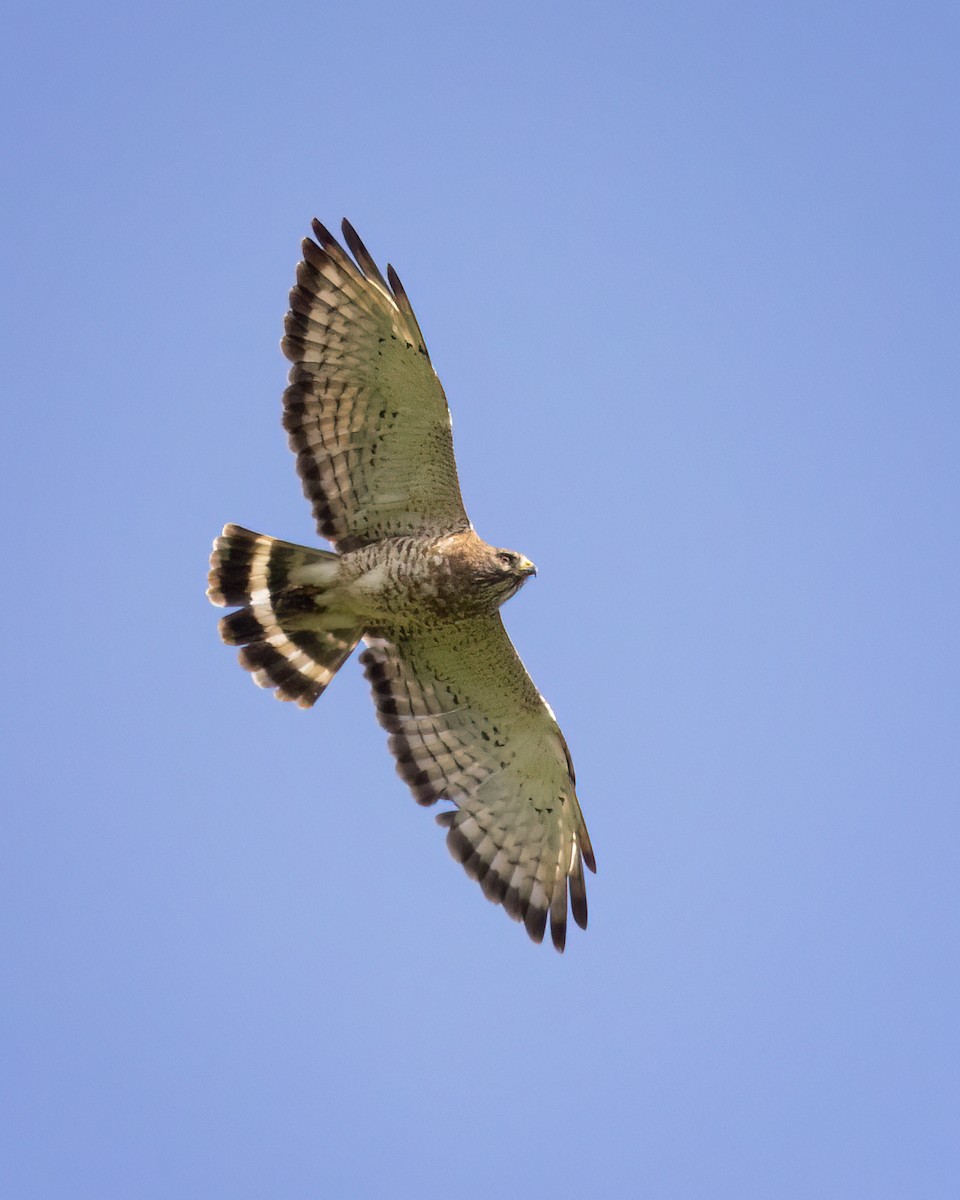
[207,524,361,708]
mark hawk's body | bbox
[207,219,595,950]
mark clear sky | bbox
[3,2,958,1196]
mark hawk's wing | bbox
[281,220,471,552]
[360,617,596,951]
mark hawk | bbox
[207,219,595,950]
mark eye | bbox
[497,551,517,568]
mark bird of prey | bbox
[207,219,595,950]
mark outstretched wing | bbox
[359,617,596,951]
[281,220,471,552]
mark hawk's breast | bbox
[341,533,495,624]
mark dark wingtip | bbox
[386,263,403,296]
[340,217,366,263]
[523,903,548,944]
[570,881,588,932]
[301,236,324,266]
[311,218,336,246]
[386,262,429,358]
[341,218,389,291]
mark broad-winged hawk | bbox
[207,219,595,950]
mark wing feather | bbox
[281,220,470,552]
[341,218,393,298]
[360,616,595,952]
[386,263,429,357]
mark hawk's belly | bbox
[339,536,492,624]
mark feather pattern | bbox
[281,220,470,553]
[360,616,595,951]
[208,524,362,707]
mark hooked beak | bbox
[517,556,537,578]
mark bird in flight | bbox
[207,219,595,950]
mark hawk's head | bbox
[476,543,537,607]
[433,531,537,614]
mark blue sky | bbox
[3,2,958,1196]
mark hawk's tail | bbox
[207,524,362,708]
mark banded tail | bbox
[207,524,362,707]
